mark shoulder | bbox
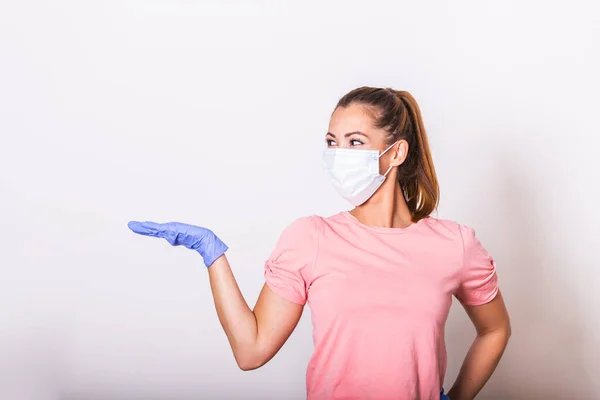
[283,215,323,233]
[422,217,491,272]
[277,215,324,244]
[421,216,477,246]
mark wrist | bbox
[199,231,228,267]
[202,246,227,268]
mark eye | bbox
[326,139,337,146]
[350,139,364,146]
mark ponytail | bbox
[395,91,439,221]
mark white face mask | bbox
[323,141,399,206]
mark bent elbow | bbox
[496,321,512,348]
[237,361,259,371]
[235,353,267,371]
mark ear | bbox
[389,140,409,167]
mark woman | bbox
[128,87,511,400]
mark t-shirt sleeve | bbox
[264,216,319,305]
[455,225,499,306]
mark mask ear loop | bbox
[379,140,400,177]
[383,164,394,177]
[379,140,400,157]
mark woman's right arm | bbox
[207,255,303,370]
[127,218,315,371]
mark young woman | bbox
[128,87,511,400]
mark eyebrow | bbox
[326,131,367,138]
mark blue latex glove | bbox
[127,221,228,267]
[440,389,450,400]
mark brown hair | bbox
[335,86,439,221]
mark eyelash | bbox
[326,139,364,146]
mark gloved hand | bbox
[127,221,228,267]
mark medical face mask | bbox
[323,142,398,206]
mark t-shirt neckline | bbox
[341,210,427,234]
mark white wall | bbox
[1,1,599,399]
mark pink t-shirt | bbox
[264,211,499,400]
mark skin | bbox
[208,103,511,399]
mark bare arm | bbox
[127,219,311,371]
[447,291,511,400]
[207,254,303,370]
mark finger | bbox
[127,221,167,237]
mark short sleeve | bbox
[455,225,499,306]
[264,216,320,305]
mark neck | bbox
[350,178,413,229]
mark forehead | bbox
[328,103,376,134]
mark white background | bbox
[1,1,599,399]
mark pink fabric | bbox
[264,212,499,400]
